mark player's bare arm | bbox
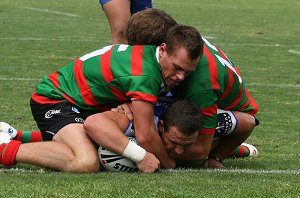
[84,111,160,173]
[131,100,176,169]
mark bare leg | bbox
[103,0,131,44]
[16,123,99,173]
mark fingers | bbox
[137,152,160,173]
[111,103,134,121]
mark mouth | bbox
[168,79,179,87]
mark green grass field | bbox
[0,0,299,197]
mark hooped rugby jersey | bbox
[32,45,162,115]
[176,38,259,135]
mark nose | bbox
[174,145,184,155]
[176,71,186,81]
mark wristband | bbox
[122,140,146,163]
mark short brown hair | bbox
[165,25,203,61]
[125,8,178,46]
[162,100,202,135]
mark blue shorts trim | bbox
[99,0,152,14]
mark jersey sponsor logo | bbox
[45,109,61,118]
[71,106,80,114]
[75,117,84,123]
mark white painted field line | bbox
[247,82,300,88]
[288,49,300,55]
[2,168,299,175]
[0,77,41,81]
[0,77,299,88]
[0,168,45,173]
[1,36,300,48]
[22,7,79,17]
[0,37,97,42]
[169,168,300,175]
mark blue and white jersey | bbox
[124,91,174,137]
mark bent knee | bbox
[65,157,100,173]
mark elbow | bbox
[135,132,155,147]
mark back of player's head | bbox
[162,100,202,135]
[164,25,204,61]
[125,8,178,46]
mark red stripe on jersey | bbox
[224,87,243,110]
[31,92,62,104]
[217,47,235,100]
[47,71,76,104]
[204,45,219,90]
[109,86,128,101]
[219,69,234,100]
[200,105,217,135]
[200,104,217,118]
[126,92,157,104]
[217,48,229,62]
[48,71,59,89]
[201,128,215,135]
[74,59,99,106]
[241,89,259,115]
[131,45,144,76]
[101,46,114,82]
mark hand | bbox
[202,158,224,169]
[111,103,134,121]
[137,152,160,173]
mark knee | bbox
[243,115,256,134]
[76,157,100,173]
[65,156,100,173]
[233,112,257,135]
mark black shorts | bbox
[30,99,87,141]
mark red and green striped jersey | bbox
[177,38,259,135]
[32,45,162,114]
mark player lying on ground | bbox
[123,8,260,168]
[0,100,202,172]
[0,24,203,173]
[1,100,257,172]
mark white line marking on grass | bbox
[247,83,300,88]
[0,77,41,81]
[218,43,300,48]
[168,168,300,175]
[0,78,299,88]
[203,36,216,39]
[22,7,79,17]
[0,37,97,42]
[0,168,45,173]
[2,168,299,175]
[288,49,300,55]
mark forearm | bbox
[83,112,129,154]
[132,100,175,169]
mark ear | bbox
[158,120,164,133]
[159,43,167,55]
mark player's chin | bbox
[166,80,178,88]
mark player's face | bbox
[161,126,198,158]
[159,44,199,88]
